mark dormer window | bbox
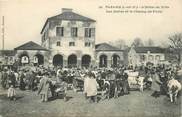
[56,27,64,36]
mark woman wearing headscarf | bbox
[37,72,50,102]
[86,72,99,103]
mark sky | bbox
[0,0,182,49]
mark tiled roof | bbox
[49,11,96,22]
[134,47,165,53]
[41,11,96,34]
[0,50,16,56]
[14,41,48,51]
[95,43,122,51]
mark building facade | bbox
[0,50,16,66]
[40,8,96,68]
[95,43,124,68]
[0,8,153,68]
[128,46,165,67]
[14,41,49,66]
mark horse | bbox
[167,78,181,103]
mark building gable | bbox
[41,9,96,34]
[14,41,48,51]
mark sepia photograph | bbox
[0,0,182,117]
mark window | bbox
[149,55,154,61]
[155,55,160,61]
[34,56,38,63]
[85,28,91,37]
[85,28,95,38]
[71,27,78,37]
[85,42,91,47]
[56,27,64,36]
[21,56,29,63]
[69,42,75,46]
[56,41,61,46]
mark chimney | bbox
[62,8,73,13]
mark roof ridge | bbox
[14,41,48,51]
[41,10,96,34]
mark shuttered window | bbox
[56,41,61,46]
[85,28,95,38]
[71,27,78,37]
[85,42,91,47]
[69,42,75,46]
[56,27,64,36]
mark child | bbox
[7,85,16,101]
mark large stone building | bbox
[0,8,124,68]
[40,8,96,68]
[39,8,124,68]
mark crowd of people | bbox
[0,63,181,103]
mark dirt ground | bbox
[0,88,181,117]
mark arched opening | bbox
[19,54,29,66]
[99,55,107,67]
[53,54,63,67]
[81,55,91,68]
[34,54,44,66]
[68,54,77,68]
[112,54,120,67]
[149,55,154,61]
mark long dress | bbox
[38,76,50,101]
[86,78,98,97]
[151,73,161,92]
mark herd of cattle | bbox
[0,65,182,103]
[54,67,182,103]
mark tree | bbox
[132,38,144,47]
[109,39,127,49]
[145,38,155,46]
[168,33,182,64]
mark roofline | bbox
[95,49,124,52]
[40,14,96,34]
[133,46,164,49]
[14,41,49,51]
[14,48,49,51]
[135,52,164,53]
[40,18,49,34]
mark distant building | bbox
[95,43,124,67]
[128,46,165,66]
[14,41,48,66]
[0,50,16,66]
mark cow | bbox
[124,70,145,92]
[100,79,110,100]
[167,78,181,103]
